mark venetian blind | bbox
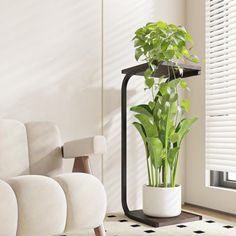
[206,0,236,172]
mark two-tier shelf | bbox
[121,61,202,227]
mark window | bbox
[227,172,236,181]
[210,171,236,189]
[206,0,236,189]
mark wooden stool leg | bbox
[94,224,106,236]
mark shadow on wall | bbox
[0,0,101,138]
[0,0,103,176]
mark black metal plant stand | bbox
[121,61,202,227]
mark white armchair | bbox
[0,119,107,236]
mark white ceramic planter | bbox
[143,185,181,217]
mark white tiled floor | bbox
[75,213,236,236]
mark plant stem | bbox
[164,104,171,187]
[173,154,179,187]
[171,66,176,80]
[150,162,155,187]
[146,158,151,186]
[167,64,170,82]
[155,168,159,187]
[164,139,168,187]
[171,66,179,126]
[170,168,174,187]
[164,158,168,187]
[151,86,155,100]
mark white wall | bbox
[103,0,186,212]
[0,0,103,178]
[185,0,236,214]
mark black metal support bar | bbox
[121,73,133,213]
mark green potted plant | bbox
[131,21,199,217]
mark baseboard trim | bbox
[184,202,236,217]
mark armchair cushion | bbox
[25,122,63,177]
[0,180,18,236]
[0,120,29,180]
[8,175,67,236]
[54,173,107,234]
[63,135,107,158]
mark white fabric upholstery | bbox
[8,175,67,236]
[26,122,63,176]
[0,119,107,236]
[0,120,29,180]
[0,180,18,236]
[54,173,107,234]
[63,135,107,158]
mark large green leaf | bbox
[170,101,178,114]
[180,79,188,89]
[167,147,180,170]
[134,39,143,47]
[144,68,155,89]
[181,46,190,57]
[161,41,169,51]
[176,117,198,145]
[135,48,142,61]
[145,78,155,89]
[133,122,149,158]
[159,83,168,95]
[170,132,179,143]
[148,101,155,110]
[135,114,158,137]
[190,55,199,63]
[181,99,190,112]
[130,104,152,117]
[147,137,163,169]
[169,93,178,105]
[164,49,175,59]
[156,21,167,28]
[144,68,153,79]
[167,78,181,88]
[176,34,186,42]
[185,32,193,42]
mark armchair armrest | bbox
[62,135,107,158]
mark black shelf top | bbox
[122,61,201,79]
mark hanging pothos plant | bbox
[131,21,199,188]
